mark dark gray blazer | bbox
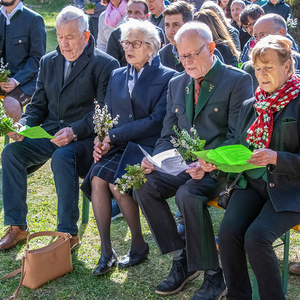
[235,93,300,213]
[153,58,254,156]
[19,36,120,177]
[0,6,46,95]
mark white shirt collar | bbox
[1,1,23,25]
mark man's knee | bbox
[3,96,23,122]
[51,146,75,169]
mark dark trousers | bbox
[219,177,300,300]
[2,137,80,235]
[134,170,227,272]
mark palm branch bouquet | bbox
[171,125,206,162]
[0,106,13,136]
[93,100,119,146]
[84,0,96,10]
[0,58,10,83]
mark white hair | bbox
[56,5,89,33]
[120,19,160,57]
[174,21,213,44]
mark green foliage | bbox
[171,125,206,162]
[84,1,97,10]
[115,163,147,194]
[0,58,10,83]
[0,107,13,136]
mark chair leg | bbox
[82,194,90,224]
[282,230,290,294]
[4,134,9,145]
[252,275,260,300]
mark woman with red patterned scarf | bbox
[201,35,300,299]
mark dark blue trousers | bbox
[2,137,79,235]
[219,176,300,300]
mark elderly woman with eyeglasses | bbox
[81,18,176,276]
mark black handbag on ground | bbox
[218,173,243,209]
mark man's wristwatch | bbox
[71,127,77,141]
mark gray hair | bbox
[56,5,89,33]
[231,0,245,9]
[174,21,213,44]
[256,13,287,35]
[120,19,160,57]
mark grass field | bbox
[0,0,300,299]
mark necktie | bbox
[65,61,74,81]
[194,77,204,105]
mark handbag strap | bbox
[3,256,26,300]
[25,231,71,250]
[229,172,243,189]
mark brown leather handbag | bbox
[3,231,73,299]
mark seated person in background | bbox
[201,1,241,51]
[262,0,292,21]
[0,6,119,252]
[242,13,300,92]
[239,4,264,63]
[0,0,46,122]
[97,0,128,52]
[73,0,106,41]
[217,0,233,19]
[159,1,225,72]
[231,0,251,50]
[134,22,253,300]
[81,19,176,276]
[147,0,166,32]
[195,9,240,67]
[106,0,166,67]
[217,35,300,300]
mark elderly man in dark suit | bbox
[0,0,46,122]
[0,6,119,252]
[242,13,300,92]
[134,22,253,300]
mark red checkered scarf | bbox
[246,75,300,149]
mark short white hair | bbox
[120,19,160,57]
[174,21,213,44]
[56,5,89,33]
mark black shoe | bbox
[155,252,200,295]
[191,268,227,300]
[118,243,149,268]
[93,249,118,276]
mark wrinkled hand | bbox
[198,158,217,172]
[84,8,95,14]
[8,131,24,141]
[93,141,111,162]
[141,157,155,174]
[51,127,74,147]
[247,148,277,166]
[186,161,205,180]
[0,78,17,93]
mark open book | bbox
[138,145,191,176]
[193,144,263,173]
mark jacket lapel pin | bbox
[185,87,189,94]
[209,84,214,92]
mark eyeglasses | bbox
[120,40,151,49]
[242,21,256,31]
[177,43,206,63]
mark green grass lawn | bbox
[0,0,300,299]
